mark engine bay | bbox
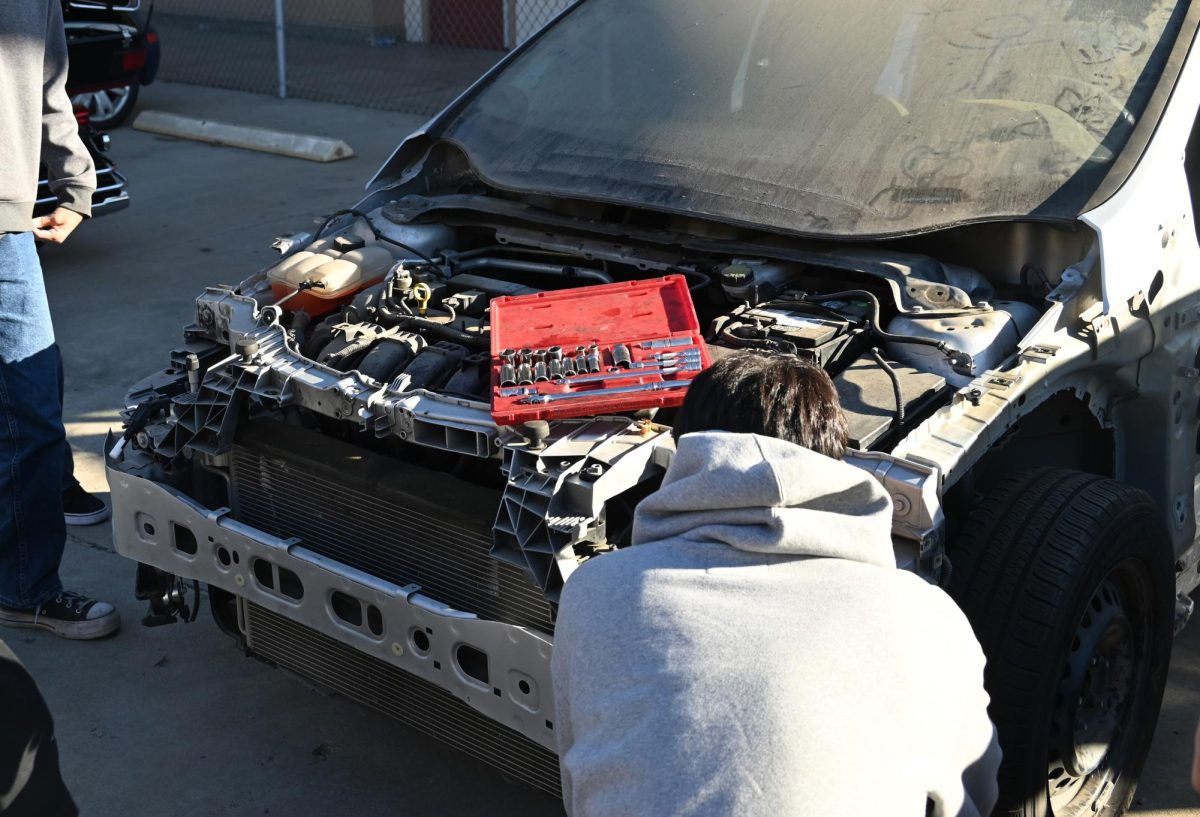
[241,200,1047,448]
[114,194,1086,593]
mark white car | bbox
[108,1,1200,814]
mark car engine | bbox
[116,199,1048,603]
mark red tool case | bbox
[489,276,710,425]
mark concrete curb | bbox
[132,110,355,163]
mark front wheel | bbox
[949,468,1175,816]
[72,83,139,129]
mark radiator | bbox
[243,602,563,796]
[228,420,556,635]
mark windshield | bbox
[442,0,1189,237]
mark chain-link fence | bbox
[153,0,573,115]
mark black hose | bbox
[806,289,951,354]
[870,348,905,427]
[669,265,713,294]
[375,304,489,350]
[453,257,613,285]
[717,324,797,355]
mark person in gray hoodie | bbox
[0,0,120,640]
[551,351,1001,817]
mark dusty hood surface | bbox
[633,431,895,567]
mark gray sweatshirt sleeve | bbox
[927,590,1002,817]
[40,0,95,217]
[550,613,577,814]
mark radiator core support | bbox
[243,602,562,795]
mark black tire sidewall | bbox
[950,469,1175,817]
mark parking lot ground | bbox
[154,13,503,116]
[12,80,1200,815]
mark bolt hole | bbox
[331,591,363,627]
[172,524,198,556]
[412,629,431,654]
[455,644,490,685]
[143,522,155,536]
[519,680,531,695]
[217,547,231,567]
[366,605,383,637]
[253,558,275,590]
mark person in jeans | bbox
[552,351,1001,816]
[0,0,120,639]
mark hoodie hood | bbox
[633,431,896,568]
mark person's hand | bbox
[31,207,84,244]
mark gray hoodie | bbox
[552,431,1000,817]
[1,0,96,231]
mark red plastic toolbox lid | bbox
[489,276,710,425]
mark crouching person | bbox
[551,351,1000,817]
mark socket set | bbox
[489,276,710,424]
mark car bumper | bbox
[105,460,558,753]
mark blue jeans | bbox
[0,233,66,609]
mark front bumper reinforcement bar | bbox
[106,462,557,751]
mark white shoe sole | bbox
[0,607,121,640]
[64,506,112,526]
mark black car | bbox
[36,1,147,221]
[66,0,159,129]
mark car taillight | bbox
[74,107,89,126]
[122,50,147,72]
[145,30,158,44]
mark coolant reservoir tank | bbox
[719,259,800,303]
[885,301,1041,387]
[268,242,395,316]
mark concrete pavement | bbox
[13,80,1200,815]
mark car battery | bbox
[714,299,868,368]
[489,276,711,425]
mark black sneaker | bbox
[63,483,110,526]
[0,591,120,640]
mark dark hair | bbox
[672,351,849,459]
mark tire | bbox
[949,467,1175,817]
[71,83,139,129]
